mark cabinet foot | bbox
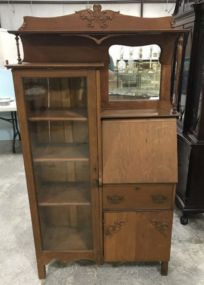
[37,262,46,280]
[161,261,168,276]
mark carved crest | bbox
[76,4,119,29]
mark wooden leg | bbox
[161,261,168,276]
[95,250,103,265]
[37,262,46,280]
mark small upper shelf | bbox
[101,108,179,119]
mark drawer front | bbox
[104,211,173,262]
[103,184,174,210]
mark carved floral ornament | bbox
[151,220,169,237]
[76,4,119,29]
[105,220,126,236]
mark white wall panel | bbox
[97,4,140,16]
[0,29,22,65]
[0,4,32,30]
[0,3,141,30]
[143,3,175,18]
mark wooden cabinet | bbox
[173,1,204,224]
[8,4,185,279]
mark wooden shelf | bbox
[101,108,179,119]
[42,227,92,251]
[28,109,87,121]
[33,143,89,162]
[38,182,91,206]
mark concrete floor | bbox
[0,141,204,285]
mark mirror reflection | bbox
[109,45,161,101]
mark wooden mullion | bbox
[87,70,101,262]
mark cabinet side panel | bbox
[176,135,191,200]
[102,119,177,183]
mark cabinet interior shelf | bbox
[38,182,91,206]
[33,143,89,162]
[42,227,92,251]
[28,109,87,121]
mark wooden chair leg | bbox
[161,261,168,276]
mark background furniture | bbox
[173,1,204,225]
[8,5,184,279]
[0,100,21,153]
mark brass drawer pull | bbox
[151,194,168,204]
[107,195,124,204]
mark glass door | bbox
[21,70,98,251]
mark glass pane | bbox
[23,76,93,251]
[109,45,161,101]
[40,206,93,250]
[29,121,89,161]
[34,161,91,205]
[24,77,87,115]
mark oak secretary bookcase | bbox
[8,5,186,279]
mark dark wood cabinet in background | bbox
[173,1,204,224]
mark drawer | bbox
[103,184,174,210]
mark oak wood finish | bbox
[12,70,45,279]
[103,184,174,210]
[33,143,89,162]
[101,108,179,119]
[9,5,182,278]
[102,119,177,183]
[38,182,91,206]
[39,205,93,250]
[7,62,104,69]
[8,5,186,110]
[15,7,174,33]
[28,109,87,121]
[12,68,100,278]
[104,211,173,262]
